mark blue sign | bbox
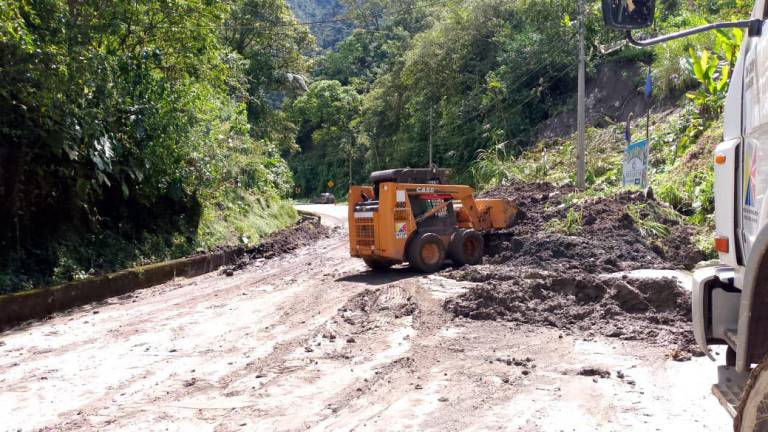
[645,71,653,98]
[623,139,649,188]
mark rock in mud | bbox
[578,367,611,379]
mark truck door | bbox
[741,15,768,259]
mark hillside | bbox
[0,0,748,292]
[0,0,312,292]
[283,0,750,257]
[285,0,350,48]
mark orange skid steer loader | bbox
[348,169,517,272]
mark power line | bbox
[432,59,578,139]
[387,60,577,170]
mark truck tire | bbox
[408,232,446,273]
[363,258,393,271]
[735,358,768,432]
[449,229,484,266]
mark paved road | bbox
[295,204,349,228]
[0,204,732,431]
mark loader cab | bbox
[365,168,458,233]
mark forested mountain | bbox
[285,0,350,48]
[288,0,593,195]
[0,0,751,291]
[287,0,750,202]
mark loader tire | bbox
[735,357,768,432]
[408,233,446,273]
[363,258,393,271]
[449,229,484,266]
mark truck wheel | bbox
[735,359,768,432]
[728,347,737,368]
[408,233,446,273]
[449,229,484,266]
[363,258,393,271]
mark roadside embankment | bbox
[0,217,330,331]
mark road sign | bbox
[623,139,649,188]
[327,180,334,189]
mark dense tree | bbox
[288,80,365,195]
[374,0,591,177]
[0,0,310,290]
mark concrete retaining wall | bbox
[0,248,243,332]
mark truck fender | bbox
[693,266,739,360]
[693,268,721,360]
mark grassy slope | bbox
[1,193,297,294]
[473,100,719,258]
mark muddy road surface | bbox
[1,205,730,431]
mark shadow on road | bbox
[336,267,419,286]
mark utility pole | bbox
[429,106,434,169]
[348,132,353,188]
[576,0,586,189]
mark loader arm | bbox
[399,184,515,230]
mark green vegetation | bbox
[546,208,584,236]
[0,0,310,292]
[286,0,350,48]
[289,0,750,198]
[2,0,751,291]
[627,204,673,239]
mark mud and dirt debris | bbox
[222,216,331,274]
[479,182,706,272]
[444,182,708,357]
[340,287,419,326]
[445,270,699,355]
[495,356,535,369]
[578,367,611,379]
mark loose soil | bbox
[444,182,707,357]
[0,205,731,431]
[223,216,332,273]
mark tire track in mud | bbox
[208,282,424,431]
[308,277,478,431]
[5,234,374,431]
[50,237,425,431]
[1,219,733,431]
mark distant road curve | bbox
[295,203,348,227]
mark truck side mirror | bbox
[602,0,655,30]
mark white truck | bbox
[602,0,768,430]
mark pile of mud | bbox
[444,182,708,357]
[224,216,331,273]
[481,182,706,272]
[445,269,698,357]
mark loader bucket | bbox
[476,199,518,229]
